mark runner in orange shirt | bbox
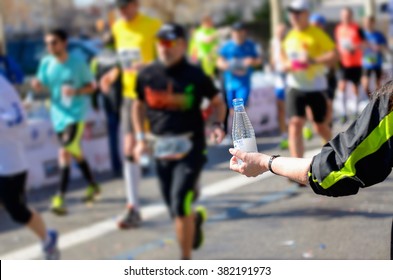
[335,7,366,123]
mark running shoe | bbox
[82,184,101,203]
[279,138,289,150]
[193,206,208,250]
[118,208,142,229]
[43,230,60,260]
[50,195,67,215]
[303,127,313,141]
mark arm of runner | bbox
[75,82,96,96]
[132,99,148,163]
[217,56,229,71]
[243,42,263,67]
[311,49,338,67]
[100,67,120,94]
[132,73,148,163]
[210,94,227,144]
[32,57,49,93]
[31,78,45,93]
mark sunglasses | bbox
[289,9,305,16]
[158,39,177,48]
[45,40,59,47]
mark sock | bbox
[123,157,141,210]
[59,166,70,197]
[339,91,347,117]
[77,160,96,187]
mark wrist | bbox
[136,132,146,142]
[213,122,225,130]
[268,155,281,175]
[259,154,269,171]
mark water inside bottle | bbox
[232,98,258,164]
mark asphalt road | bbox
[1,129,392,260]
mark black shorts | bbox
[327,73,337,100]
[363,67,383,80]
[155,145,207,218]
[286,88,328,123]
[57,123,85,157]
[0,172,32,224]
[338,66,362,85]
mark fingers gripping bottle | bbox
[232,98,258,163]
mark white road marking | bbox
[0,149,320,260]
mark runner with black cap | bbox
[133,23,226,260]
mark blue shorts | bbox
[275,88,286,101]
[226,87,251,109]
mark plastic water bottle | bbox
[232,98,258,158]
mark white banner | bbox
[1,260,393,280]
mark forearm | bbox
[77,83,96,95]
[251,57,263,67]
[217,57,228,71]
[314,50,337,66]
[267,156,312,185]
[211,96,226,124]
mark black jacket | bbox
[309,93,393,197]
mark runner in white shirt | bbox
[0,76,59,259]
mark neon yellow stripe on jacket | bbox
[320,111,393,189]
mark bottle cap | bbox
[232,98,244,107]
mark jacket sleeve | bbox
[308,94,393,197]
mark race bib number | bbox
[229,59,247,76]
[340,38,354,51]
[364,50,378,65]
[118,48,142,71]
[154,135,193,160]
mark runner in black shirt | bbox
[133,23,226,260]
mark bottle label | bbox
[233,138,258,153]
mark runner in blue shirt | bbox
[361,16,388,96]
[31,29,100,215]
[217,22,262,115]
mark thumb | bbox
[229,148,246,161]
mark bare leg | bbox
[313,122,332,144]
[362,75,371,98]
[352,83,360,116]
[26,209,47,241]
[277,100,287,135]
[326,99,333,127]
[175,214,195,260]
[288,117,306,158]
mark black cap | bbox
[231,22,246,31]
[116,0,136,7]
[156,23,187,40]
